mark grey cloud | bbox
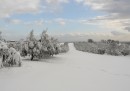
[0,0,69,18]
[124,27,130,32]
[83,0,130,15]
[77,0,130,32]
[4,18,22,24]
[111,31,126,36]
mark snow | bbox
[0,43,130,91]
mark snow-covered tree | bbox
[20,29,61,60]
[0,31,2,41]
[40,30,50,46]
[28,30,36,41]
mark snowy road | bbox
[0,43,130,91]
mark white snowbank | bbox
[0,43,130,91]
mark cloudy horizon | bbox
[0,0,130,42]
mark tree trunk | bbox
[31,53,34,61]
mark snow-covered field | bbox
[0,43,130,91]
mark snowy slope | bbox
[0,43,130,91]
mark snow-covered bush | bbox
[121,50,129,56]
[60,42,69,53]
[0,32,8,57]
[97,49,105,54]
[0,41,22,68]
[88,39,94,43]
[118,43,130,56]
[74,40,130,56]
[105,40,121,56]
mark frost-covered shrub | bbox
[105,41,120,56]
[0,42,8,57]
[121,50,129,56]
[97,49,105,54]
[60,42,69,53]
[118,43,130,56]
[74,40,130,56]
[88,39,94,43]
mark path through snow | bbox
[0,43,130,91]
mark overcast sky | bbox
[0,0,130,41]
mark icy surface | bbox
[0,43,130,91]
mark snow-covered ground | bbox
[0,43,130,91]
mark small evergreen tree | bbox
[0,31,2,41]
[28,30,36,41]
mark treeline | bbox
[74,39,130,56]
